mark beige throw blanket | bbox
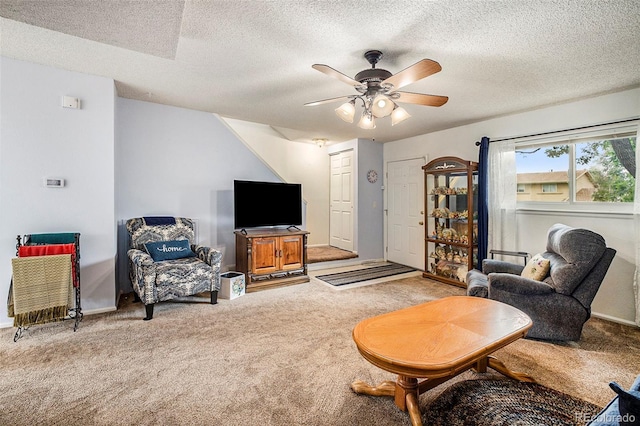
[8,254,72,327]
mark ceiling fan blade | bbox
[394,92,449,107]
[382,59,442,90]
[312,64,362,87]
[304,95,351,107]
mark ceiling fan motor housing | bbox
[356,50,394,95]
[355,68,393,84]
[354,68,394,97]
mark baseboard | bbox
[591,311,638,328]
[84,306,118,316]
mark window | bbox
[516,144,569,203]
[516,133,636,206]
[574,139,635,202]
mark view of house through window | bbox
[515,134,636,204]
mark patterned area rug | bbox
[423,379,602,426]
[315,263,416,286]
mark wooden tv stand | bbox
[234,228,310,291]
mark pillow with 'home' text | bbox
[521,253,551,281]
[144,240,195,262]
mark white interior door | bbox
[329,150,354,251]
[387,158,425,269]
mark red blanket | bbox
[18,244,78,287]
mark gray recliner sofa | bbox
[466,223,616,341]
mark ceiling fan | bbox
[304,50,448,129]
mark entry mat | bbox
[315,263,416,287]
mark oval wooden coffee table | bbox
[351,296,535,426]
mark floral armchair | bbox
[126,216,222,320]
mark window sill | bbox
[517,203,633,218]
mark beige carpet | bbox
[307,245,358,263]
[1,276,639,425]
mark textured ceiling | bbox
[1,0,639,143]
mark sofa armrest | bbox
[483,259,525,275]
[488,273,556,296]
[193,245,223,292]
[127,249,157,304]
[193,245,223,266]
[128,248,154,266]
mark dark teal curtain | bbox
[477,136,490,267]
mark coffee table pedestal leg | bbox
[351,379,396,396]
[487,356,536,382]
[352,376,424,426]
[474,355,535,383]
[396,376,422,426]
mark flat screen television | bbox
[233,180,303,229]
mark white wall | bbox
[0,57,116,326]
[384,87,640,324]
[221,118,330,246]
[115,98,281,293]
[357,139,384,260]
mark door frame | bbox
[383,155,427,268]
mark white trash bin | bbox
[219,272,245,300]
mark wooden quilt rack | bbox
[11,233,83,341]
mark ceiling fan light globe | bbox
[335,101,356,123]
[391,106,411,126]
[371,95,394,118]
[358,113,376,130]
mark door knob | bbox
[418,221,424,225]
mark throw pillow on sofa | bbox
[588,376,640,426]
[609,381,640,426]
[521,253,551,281]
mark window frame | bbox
[514,125,637,215]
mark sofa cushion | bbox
[521,253,551,281]
[144,239,195,262]
[154,257,213,300]
[544,224,606,295]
